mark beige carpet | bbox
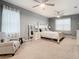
[0,37,78,59]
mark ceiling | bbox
[3,0,79,18]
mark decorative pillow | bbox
[0,39,4,43]
[0,32,10,43]
[41,28,46,31]
[39,29,42,32]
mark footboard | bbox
[58,32,64,40]
[57,32,64,43]
[40,31,64,43]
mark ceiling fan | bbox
[55,10,64,17]
[33,0,55,8]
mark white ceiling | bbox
[3,0,79,18]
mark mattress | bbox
[40,31,64,40]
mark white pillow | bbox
[0,32,9,43]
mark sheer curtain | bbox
[55,18,71,31]
[2,5,20,35]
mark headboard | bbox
[38,24,49,32]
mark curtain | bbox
[55,18,71,31]
[2,5,20,34]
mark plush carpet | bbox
[0,37,78,59]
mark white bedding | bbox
[40,31,64,43]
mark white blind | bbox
[55,18,71,31]
[2,5,20,34]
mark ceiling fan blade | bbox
[54,10,64,15]
[55,10,64,12]
[34,0,40,3]
[42,0,48,3]
[45,3,55,6]
[59,12,64,15]
[32,5,40,8]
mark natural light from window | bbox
[2,5,20,34]
[55,18,71,31]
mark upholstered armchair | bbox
[0,41,20,56]
[0,32,20,56]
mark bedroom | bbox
[0,0,79,59]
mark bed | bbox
[34,24,64,43]
[40,31,64,43]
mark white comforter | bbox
[40,31,64,43]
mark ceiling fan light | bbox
[57,15,60,18]
[40,3,45,8]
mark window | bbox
[55,18,71,31]
[2,5,20,34]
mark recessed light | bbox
[74,6,78,8]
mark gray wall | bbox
[20,10,48,39]
[1,0,79,37]
[49,14,79,36]
[0,0,48,39]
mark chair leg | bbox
[57,39,60,44]
[12,54,15,56]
